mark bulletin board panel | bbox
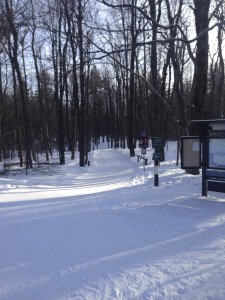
[208,138,225,169]
[181,137,201,169]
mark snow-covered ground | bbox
[0,141,225,300]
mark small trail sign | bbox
[152,137,165,162]
[139,136,149,148]
[141,148,146,155]
[152,137,164,148]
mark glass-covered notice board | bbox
[181,136,201,169]
[208,137,225,169]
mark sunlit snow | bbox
[0,141,225,300]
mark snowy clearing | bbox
[0,142,225,300]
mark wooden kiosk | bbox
[181,119,225,197]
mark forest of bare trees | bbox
[0,0,224,167]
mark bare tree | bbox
[63,0,79,160]
[29,0,51,162]
[4,0,33,169]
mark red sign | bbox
[139,137,149,148]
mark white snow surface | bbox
[0,141,225,300]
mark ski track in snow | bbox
[0,143,225,299]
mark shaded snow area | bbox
[1,142,225,300]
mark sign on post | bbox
[152,137,165,162]
[139,136,149,148]
[141,148,146,155]
[152,137,164,148]
[152,153,160,186]
[137,132,149,172]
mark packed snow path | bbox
[1,144,225,299]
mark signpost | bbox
[139,136,149,148]
[138,132,149,172]
[152,137,165,162]
[152,153,160,186]
[151,137,165,186]
[141,148,146,155]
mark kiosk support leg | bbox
[202,138,208,197]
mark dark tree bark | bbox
[216,22,225,117]
[77,0,86,167]
[64,0,79,160]
[5,0,33,169]
[30,0,50,162]
[165,0,188,133]
[49,0,67,165]
[187,0,210,175]
[127,0,137,157]
[148,0,158,136]
[190,0,210,120]
[0,63,3,161]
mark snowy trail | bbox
[0,149,139,203]
[1,145,225,299]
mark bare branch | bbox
[89,37,183,128]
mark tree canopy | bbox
[0,0,224,166]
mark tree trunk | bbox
[128,1,137,157]
[0,64,3,162]
[5,0,32,169]
[77,0,86,167]
[190,0,210,120]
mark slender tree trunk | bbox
[30,0,50,162]
[77,0,86,167]
[128,1,137,157]
[12,66,23,167]
[5,0,32,169]
[149,0,159,136]
[217,26,225,117]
